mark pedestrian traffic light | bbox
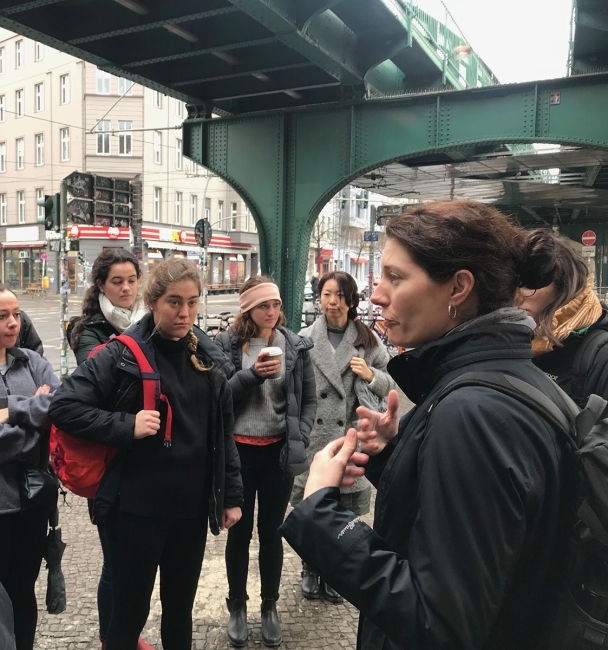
[37,193,60,232]
[77,251,86,265]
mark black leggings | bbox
[226,441,294,601]
[0,506,48,650]
[105,509,208,650]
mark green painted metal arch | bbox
[184,72,608,325]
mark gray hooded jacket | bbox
[0,348,61,514]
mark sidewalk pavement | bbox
[34,496,371,650]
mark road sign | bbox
[40,252,48,261]
[582,245,596,258]
[582,230,597,246]
[364,231,379,242]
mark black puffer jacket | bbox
[49,314,243,532]
[69,314,118,365]
[215,326,317,477]
[282,320,573,650]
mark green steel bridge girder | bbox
[183,73,608,327]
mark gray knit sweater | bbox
[233,331,287,438]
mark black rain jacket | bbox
[215,326,317,477]
[48,314,243,532]
[281,321,573,650]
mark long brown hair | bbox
[232,275,286,352]
[70,248,141,350]
[318,271,377,349]
[145,258,210,372]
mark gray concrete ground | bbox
[16,293,413,650]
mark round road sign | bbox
[582,230,597,246]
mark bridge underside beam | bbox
[183,73,608,326]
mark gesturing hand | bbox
[134,410,161,439]
[303,428,369,499]
[355,389,400,455]
[35,384,51,395]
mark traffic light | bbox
[77,251,86,265]
[37,193,60,232]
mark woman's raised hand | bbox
[134,410,161,439]
[254,352,281,378]
[303,428,369,499]
[355,389,400,455]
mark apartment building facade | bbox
[0,29,259,292]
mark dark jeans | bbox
[226,441,294,601]
[97,523,112,642]
[105,509,208,650]
[0,507,48,650]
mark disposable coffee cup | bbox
[260,346,282,379]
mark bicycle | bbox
[196,311,234,341]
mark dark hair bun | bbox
[519,230,558,289]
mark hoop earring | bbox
[448,304,457,320]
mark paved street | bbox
[16,292,412,650]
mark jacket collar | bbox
[306,315,358,397]
[388,322,534,404]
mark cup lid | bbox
[260,346,282,356]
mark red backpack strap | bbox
[112,334,173,447]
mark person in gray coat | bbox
[0,285,61,650]
[215,275,316,648]
[294,271,395,603]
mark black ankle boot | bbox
[226,598,248,647]
[301,562,320,599]
[321,581,344,604]
[261,598,282,647]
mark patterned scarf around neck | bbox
[99,293,148,333]
[532,275,603,356]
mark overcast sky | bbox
[443,0,574,83]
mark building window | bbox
[175,138,182,170]
[60,127,70,161]
[217,200,223,229]
[176,100,182,117]
[96,120,110,155]
[36,188,44,222]
[35,134,44,166]
[17,191,25,223]
[0,142,5,173]
[16,138,24,170]
[35,42,44,61]
[231,202,237,230]
[153,91,162,108]
[244,207,250,231]
[205,197,210,221]
[174,192,182,225]
[118,121,132,155]
[190,195,197,226]
[154,187,161,222]
[15,89,24,117]
[60,74,70,104]
[153,131,162,164]
[0,194,6,225]
[0,95,4,122]
[35,83,44,112]
[96,69,111,94]
[0,47,4,74]
[15,40,23,69]
[191,162,198,175]
[118,78,133,95]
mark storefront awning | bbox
[2,241,47,248]
[353,257,369,264]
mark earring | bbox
[448,304,457,320]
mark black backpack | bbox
[423,371,608,648]
[571,329,608,407]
